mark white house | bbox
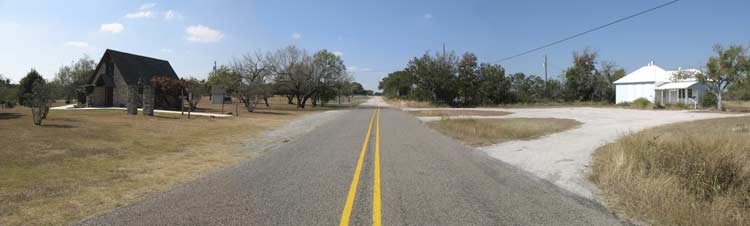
[614,62,707,106]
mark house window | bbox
[687,89,693,98]
[678,89,685,98]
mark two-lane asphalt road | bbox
[78,104,623,225]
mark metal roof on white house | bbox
[613,62,671,84]
[655,81,699,90]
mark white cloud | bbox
[333,51,343,57]
[160,48,173,53]
[125,11,154,19]
[140,3,157,10]
[185,25,224,43]
[423,13,433,19]
[99,23,124,34]
[164,10,183,20]
[291,32,302,40]
[348,66,373,73]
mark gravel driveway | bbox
[407,107,746,199]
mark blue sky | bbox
[0,0,748,91]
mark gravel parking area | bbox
[407,107,746,199]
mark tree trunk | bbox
[287,95,295,105]
[296,95,305,109]
[242,96,256,112]
[717,91,723,111]
[264,97,270,107]
[311,97,317,108]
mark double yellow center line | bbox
[339,108,382,226]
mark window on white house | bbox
[678,89,685,98]
[687,89,693,98]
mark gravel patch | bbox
[243,110,349,152]
[407,107,748,199]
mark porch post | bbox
[668,90,672,104]
[127,86,138,115]
[143,84,154,116]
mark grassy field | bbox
[192,96,367,114]
[409,110,511,117]
[426,118,581,147]
[0,96,364,226]
[724,101,750,112]
[590,116,750,226]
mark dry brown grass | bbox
[590,116,750,226]
[426,118,581,147]
[725,101,750,112]
[383,98,438,108]
[0,96,353,226]
[409,110,511,117]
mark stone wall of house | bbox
[112,65,129,107]
[91,87,105,106]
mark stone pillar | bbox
[127,86,138,115]
[142,85,154,116]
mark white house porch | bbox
[654,81,705,107]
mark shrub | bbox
[591,117,750,226]
[630,97,651,109]
[674,102,689,109]
[702,92,718,108]
[25,80,51,125]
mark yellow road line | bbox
[339,110,377,226]
[373,108,382,226]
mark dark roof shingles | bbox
[90,49,179,86]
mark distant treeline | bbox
[379,49,626,107]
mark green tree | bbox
[407,51,459,106]
[564,49,598,101]
[377,71,414,98]
[595,62,626,103]
[477,63,511,104]
[207,65,242,94]
[18,69,45,106]
[0,74,18,109]
[697,44,750,110]
[183,77,208,110]
[306,49,347,108]
[26,79,51,125]
[457,52,480,106]
[51,56,96,104]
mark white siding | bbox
[615,82,655,103]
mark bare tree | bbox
[269,45,315,108]
[232,52,274,112]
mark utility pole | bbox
[544,55,548,83]
[544,55,548,91]
[442,43,446,56]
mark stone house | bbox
[86,49,180,108]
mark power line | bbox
[493,0,681,63]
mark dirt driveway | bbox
[407,107,745,199]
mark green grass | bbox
[590,116,750,226]
[426,118,581,146]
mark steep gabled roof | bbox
[88,49,179,86]
[613,63,670,84]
